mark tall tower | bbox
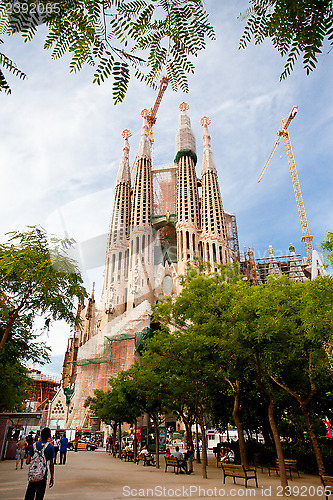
[175,103,200,275]
[100,129,132,325]
[128,110,155,308]
[200,116,229,268]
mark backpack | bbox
[28,442,49,482]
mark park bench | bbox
[136,453,155,466]
[320,475,333,500]
[268,459,300,480]
[164,456,187,474]
[221,464,258,488]
[165,456,180,474]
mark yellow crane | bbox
[131,77,169,174]
[257,106,313,264]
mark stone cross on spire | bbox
[179,102,189,112]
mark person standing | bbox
[74,435,79,452]
[59,434,68,465]
[24,427,54,500]
[16,436,27,470]
[186,441,194,474]
[53,437,60,465]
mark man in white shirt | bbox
[172,446,187,473]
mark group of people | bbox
[218,445,235,464]
[166,442,194,474]
[14,427,70,500]
[16,432,68,469]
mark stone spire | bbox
[81,284,96,344]
[268,245,282,277]
[116,129,131,184]
[137,109,151,161]
[199,116,229,266]
[131,110,153,227]
[201,116,216,174]
[200,116,226,239]
[100,131,132,324]
[107,130,132,248]
[289,243,306,282]
[175,103,200,271]
[175,102,197,162]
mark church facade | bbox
[49,102,238,430]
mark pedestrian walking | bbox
[53,437,60,465]
[59,434,68,465]
[24,427,54,500]
[16,436,27,470]
[74,435,79,452]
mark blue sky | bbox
[1,0,332,376]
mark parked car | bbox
[67,440,98,451]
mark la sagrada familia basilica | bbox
[48,102,314,432]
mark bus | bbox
[206,429,238,450]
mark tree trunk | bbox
[198,413,207,478]
[184,419,193,448]
[267,398,288,490]
[112,422,117,456]
[0,313,17,354]
[232,381,249,468]
[256,360,288,491]
[152,414,160,469]
[301,402,326,475]
[118,422,122,456]
[133,421,138,462]
[270,373,326,476]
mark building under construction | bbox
[48,101,325,433]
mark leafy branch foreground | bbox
[0,0,215,100]
[240,0,333,80]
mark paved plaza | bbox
[0,451,326,500]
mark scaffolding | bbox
[27,370,60,411]
[241,251,307,285]
[224,212,240,262]
[152,164,177,215]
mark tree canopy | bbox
[0,312,50,411]
[240,0,333,80]
[0,225,87,354]
[0,0,215,100]
[321,231,333,269]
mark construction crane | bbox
[257,106,313,264]
[131,77,168,173]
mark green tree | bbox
[240,0,333,80]
[141,327,220,478]
[253,276,333,476]
[0,313,50,411]
[0,226,87,354]
[321,231,333,268]
[0,0,215,100]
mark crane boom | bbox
[257,106,313,264]
[131,77,168,174]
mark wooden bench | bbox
[136,453,155,466]
[221,464,258,488]
[320,475,333,500]
[268,459,300,480]
[165,456,187,474]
